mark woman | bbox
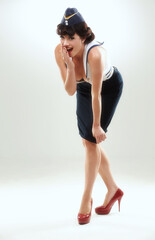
[55,8,124,224]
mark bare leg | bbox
[79,139,101,214]
[98,145,119,206]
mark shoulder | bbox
[86,40,103,61]
[54,43,62,61]
[54,44,67,83]
[88,46,102,60]
[55,43,61,53]
[54,43,66,69]
[88,46,102,67]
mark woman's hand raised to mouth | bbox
[61,44,74,69]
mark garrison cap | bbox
[61,8,85,26]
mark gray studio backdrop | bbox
[0,0,155,183]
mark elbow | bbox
[92,93,101,101]
[67,90,76,96]
[66,90,76,96]
[64,85,76,96]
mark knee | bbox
[82,138,97,149]
[82,139,101,161]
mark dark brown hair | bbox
[56,22,95,44]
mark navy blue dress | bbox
[76,66,123,143]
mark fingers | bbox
[62,46,67,56]
[96,134,107,144]
[61,45,70,63]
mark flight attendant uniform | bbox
[59,8,124,144]
[76,40,123,143]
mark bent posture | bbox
[55,7,124,225]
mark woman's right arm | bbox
[54,44,77,96]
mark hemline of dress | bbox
[79,128,108,144]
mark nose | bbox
[62,38,69,47]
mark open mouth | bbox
[67,48,73,55]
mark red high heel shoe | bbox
[77,198,93,224]
[95,188,124,215]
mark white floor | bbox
[0,172,155,240]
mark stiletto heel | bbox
[77,198,93,224]
[95,188,124,215]
[118,196,122,212]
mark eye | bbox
[60,35,64,39]
[69,36,74,40]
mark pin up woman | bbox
[55,8,124,224]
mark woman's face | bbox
[60,33,84,57]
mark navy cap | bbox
[61,8,85,26]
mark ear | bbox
[82,38,86,43]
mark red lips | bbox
[67,48,73,56]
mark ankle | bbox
[107,185,118,192]
[81,192,92,203]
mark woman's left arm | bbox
[88,47,107,143]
